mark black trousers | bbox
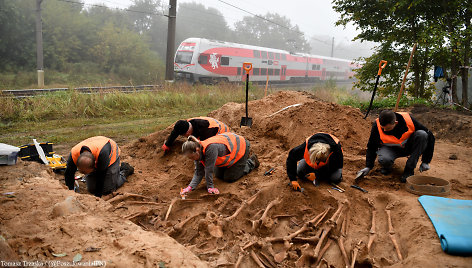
[377,130,428,171]
[85,157,126,195]
[214,140,255,183]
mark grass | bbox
[0,83,264,147]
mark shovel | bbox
[364,60,387,119]
[240,62,253,127]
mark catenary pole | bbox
[165,0,177,82]
[36,0,44,87]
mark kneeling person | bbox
[65,136,134,197]
[180,133,259,195]
[357,110,435,182]
[286,133,343,191]
[162,117,230,153]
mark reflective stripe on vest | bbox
[376,112,415,147]
[304,133,340,170]
[200,133,246,168]
[189,117,229,134]
[71,136,120,168]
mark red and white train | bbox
[174,38,358,84]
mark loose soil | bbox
[1,91,471,267]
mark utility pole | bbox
[35,0,44,88]
[330,37,334,58]
[165,0,177,82]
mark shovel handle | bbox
[377,60,387,76]
[243,62,252,74]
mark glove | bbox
[357,167,371,178]
[305,173,316,182]
[162,144,170,153]
[208,187,220,194]
[180,186,192,196]
[291,181,301,191]
[419,163,430,172]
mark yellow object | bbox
[46,154,67,170]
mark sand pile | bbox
[2,91,471,267]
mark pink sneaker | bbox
[208,187,220,194]
[180,186,192,196]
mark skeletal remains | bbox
[114,189,406,267]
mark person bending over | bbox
[162,117,230,153]
[180,133,259,196]
[64,136,134,197]
[286,133,343,191]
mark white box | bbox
[0,143,20,165]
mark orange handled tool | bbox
[378,60,388,75]
[364,60,388,119]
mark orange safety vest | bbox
[189,117,229,134]
[304,133,340,170]
[200,133,246,168]
[71,136,120,168]
[376,112,415,147]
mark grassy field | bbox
[0,83,264,148]
[1,82,434,151]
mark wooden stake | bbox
[395,43,417,112]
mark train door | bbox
[281,65,287,81]
[321,68,326,81]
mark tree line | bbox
[0,0,311,86]
[333,0,471,107]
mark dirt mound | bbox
[2,91,471,267]
[0,163,206,267]
[410,106,472,146]
[119,91,471,267]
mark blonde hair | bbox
[309,142,331,163]
[182,135,201,154]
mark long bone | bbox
[367,198,376,253]
[313,200,348,259]
[350,240,363,268]
[265,207,331,243]
[386,208,403,261]
[251,198,281,231]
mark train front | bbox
[174,39,199,83]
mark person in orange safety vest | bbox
[286,133,343,191]
[162,117,230,153]
[180,133,259,195]
[357,110,435,182]
[64,136,134,197]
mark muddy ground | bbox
[1,91,471,267]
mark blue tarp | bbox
[418,195,472,255]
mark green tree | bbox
[176,2,232,43]
[0,0,36,71]
[333,0,471,105]
[234,13,311,53]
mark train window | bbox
[237,67,241,75]
[261,68,267,75]
[221,57,229,66]
[312,64,316,70]
[253,50,260,58]
[253,68,260,75]
[275,69,280,75]
[198,54,208,65]
[268,52,274,59]
[268,60,273,65]
[261,51,267,59]
[176,51,194,64]
[275,53,280,60]
[268,69,274,75]
[281,54,287,60]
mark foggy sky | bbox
[83,0,375,59]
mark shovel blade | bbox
[240,117,253,127]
